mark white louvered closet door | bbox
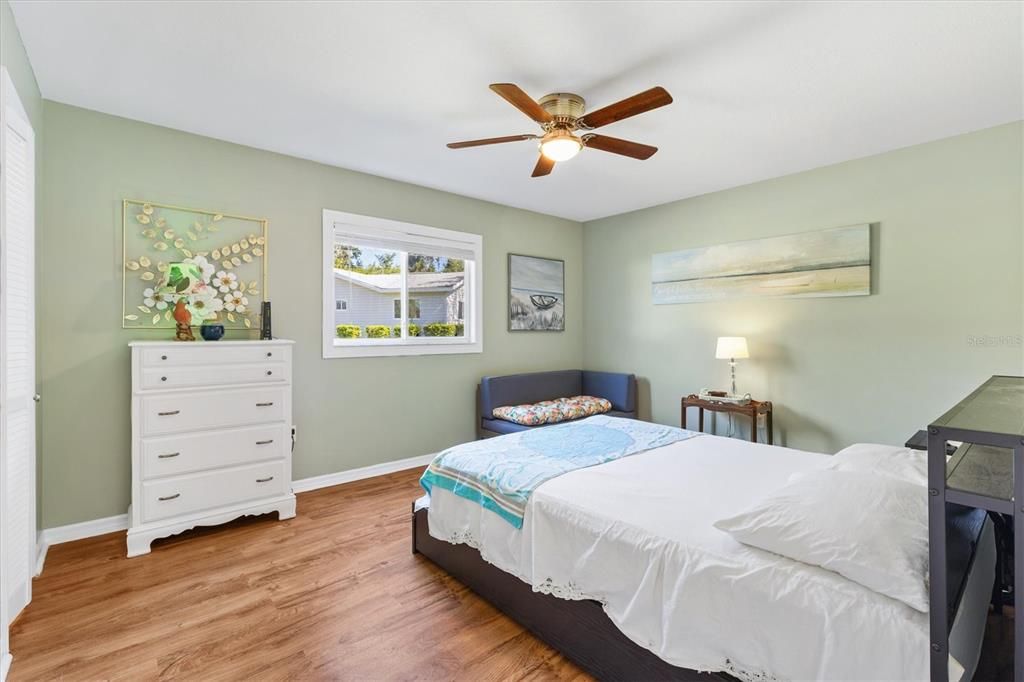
[1,72,37,638]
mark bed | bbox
[412,419,995,681]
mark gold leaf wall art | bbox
[122,200,268,330]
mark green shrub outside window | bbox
[424,323,458,337]
[393,324,422,337]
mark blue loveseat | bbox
[478,370,638,438]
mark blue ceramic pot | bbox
[200,323,225,341]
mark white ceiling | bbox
[10,1,1023,222]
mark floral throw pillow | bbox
[492,400,566,426]
[492,396,612,426]
[558,395,613,420]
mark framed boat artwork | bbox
[508,253,564,332]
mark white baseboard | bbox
[34,454,434,573]
[1,652,12,682]
[41,513,129,547]
[34,538,47,577]
[291,453,433,493]
[35,513,130,575]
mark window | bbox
[394,299,420,319]
[323,209,482,358]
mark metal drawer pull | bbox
[256,402,274,407]
[266,370,273,376]
[158,452,180,459]
[161,355,168,360]
[256,439,274,445]
[267,352,273,357]
[256,476,274,483]
[158,493,180,501]
[161,376,168,382]
[158,410,180,416]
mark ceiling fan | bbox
[447,83,673,177]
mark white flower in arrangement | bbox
[187,288,224,321]
[142,287,170,310]
[211,270,238,293]
[224,292,248,313]
[183,255,215,283]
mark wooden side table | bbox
[681,394,773,444]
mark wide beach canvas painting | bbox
[509,254,565,331]
[652,224,871,305]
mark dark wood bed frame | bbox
[412,502,988,681]
[412,505,733,681]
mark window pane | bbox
[334,241,401,340]
[326,214,482,357]
[406,253,466,338]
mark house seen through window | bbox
[394,298,421,320]
[325,210,481,357]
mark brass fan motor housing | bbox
[539,93,586,129]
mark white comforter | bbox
[425,433,964,681]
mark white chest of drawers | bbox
[127,340,296,557]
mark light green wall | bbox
[2,0,44,531]
[584,122,1024,453]
[39,101,583,528]
[36,98,1024,527]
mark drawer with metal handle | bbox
[141,460,288,523]
[139,344,289,368]
[140,423,289,479]
[140,361,290,391]
[140,386,287,436]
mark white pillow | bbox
[827,443,928,487]
[713,468,930,612]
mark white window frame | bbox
[322,209,482,358]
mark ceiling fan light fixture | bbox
[448,84,672,177]
[539,131,582,162]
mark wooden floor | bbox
[9,468,588,681]
[8,467,1013,681]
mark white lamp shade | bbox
[715,336,749,359]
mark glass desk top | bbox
[932,376,1024,437]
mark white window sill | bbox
[323,339,482,358]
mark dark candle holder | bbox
[260,301,272,340]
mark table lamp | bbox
[715,336,749,395]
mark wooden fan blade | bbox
[578,86,673,129]
[447,134,537,149]
[490,83,553,124]
[532,155,555,177]
[583,134,658,160]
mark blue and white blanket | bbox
[420,415,700,528]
